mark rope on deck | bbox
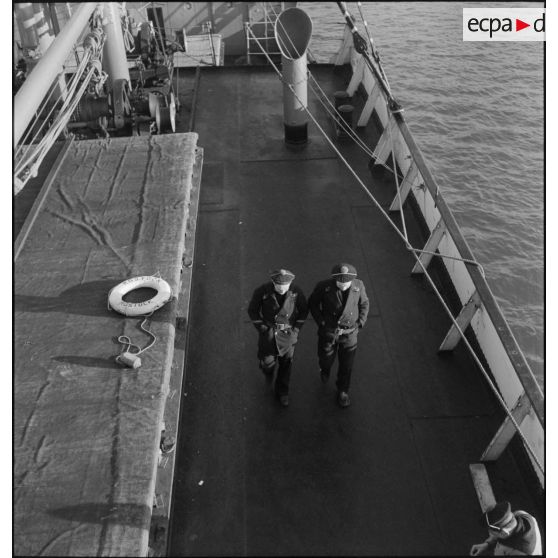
[246,24,544,475]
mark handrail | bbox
[393,111,544,425]
[249,17,543,475]
[336,13,543,426]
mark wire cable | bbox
[270,5,380,160]
[247,26,544,473]
[269,13,486,277]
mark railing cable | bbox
[246,26,543,474]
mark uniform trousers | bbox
[260,345,295,397]
[318,331,358,393]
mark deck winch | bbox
[69,16,177,138]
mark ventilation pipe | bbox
[275,7,312,144]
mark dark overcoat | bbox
[308,278,369,343]
[247,282,308,357]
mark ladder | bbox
[245,2,285,64]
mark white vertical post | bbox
[245,22,251,65]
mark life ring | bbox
[108,276,172,317]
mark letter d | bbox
[534,13,544,32]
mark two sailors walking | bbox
[248,263,369,408]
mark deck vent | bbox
[275,8,313,144]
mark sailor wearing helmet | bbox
[308,263,369,408]
[247,269,308,407]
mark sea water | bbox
[300,1,544,386]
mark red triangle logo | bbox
[516,19,530,32]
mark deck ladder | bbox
[245,2,285,64]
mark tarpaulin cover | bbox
[14,133,198,556]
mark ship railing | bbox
[333,24,544,487]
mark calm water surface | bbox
[301,1,544,385]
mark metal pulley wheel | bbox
[156,92,176,133]
[112,78,132,129]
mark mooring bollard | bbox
[337,104,354,140]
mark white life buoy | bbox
[108,276,172,317]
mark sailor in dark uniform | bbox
[308,263,369,408]
[247,269,308,407]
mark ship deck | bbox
[167,65,541,556]
[12,64,542,557]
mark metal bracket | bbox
[438,290,481,352]
[411,218,446,274]
[389,160,419,212]
[481,392,532,461]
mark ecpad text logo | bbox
[463,8,545,41]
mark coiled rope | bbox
[116,313,157,362]
[246,23,544,474]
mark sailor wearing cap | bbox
[247,269,308,407]
[470,501,542,556]
[308,263,369,408]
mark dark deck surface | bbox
[167,66,540,556]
